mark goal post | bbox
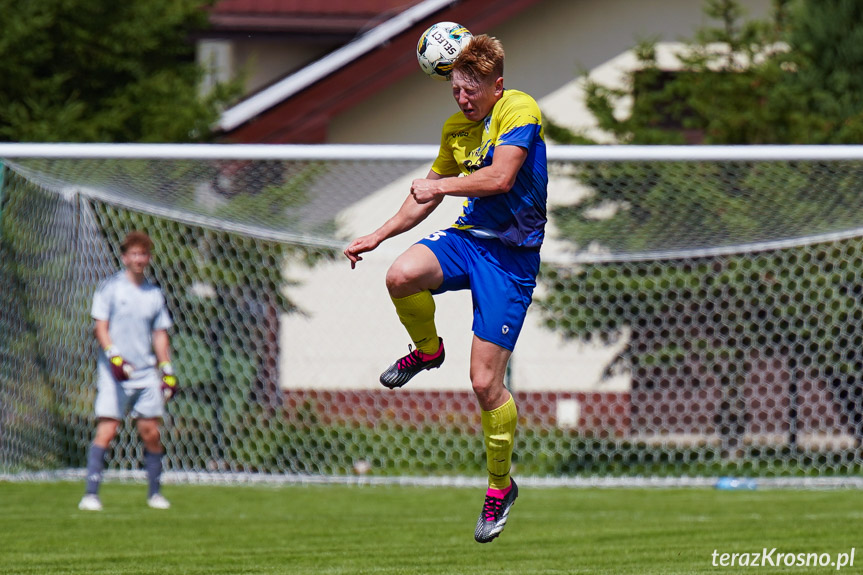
[2,143,862,487]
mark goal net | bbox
[2,144,862,487]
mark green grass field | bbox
[0,481,860,574]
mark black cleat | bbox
[474,479,518,543]
[379,338,445,389]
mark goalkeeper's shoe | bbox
[147,493,171,510]
[78,494,103,511]
[379,338,445,389]
[474,479,518,544]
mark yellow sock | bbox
[481,395,518,490]
[391,291,440,354]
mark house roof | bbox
[209,0,424,37]
[216,0,545,143]
[213,0,417,12]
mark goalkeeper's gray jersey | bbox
[92,271,172,387]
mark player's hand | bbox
[344,234,381,269]
[105,346,133,381]
[159,361,178,400]
[410,179,440,204]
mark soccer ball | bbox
[416,22,473,81]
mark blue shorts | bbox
[417,228,540,351]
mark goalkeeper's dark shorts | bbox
[417,227,540,351]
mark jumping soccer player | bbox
[78,231,177,512]
[344,34,547,543]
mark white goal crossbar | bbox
[2,143,863,161]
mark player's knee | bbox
[94,419,120,446]
[470,370,496,399]
[140,430,158,445]
[471,366,511,409]
[137,424,161,446]
[143,437,162,452]
[385,260,417,294]
[384,266,401,293]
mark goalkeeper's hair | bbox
[453,34,504,81]
[121,230,154,254]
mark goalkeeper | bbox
[78,231,177,512]
[345,35,547,543]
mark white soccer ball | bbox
[416,22,473,81]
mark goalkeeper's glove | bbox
[159,361,178,400]
[105,346,133,381]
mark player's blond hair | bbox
[453,34,504,81]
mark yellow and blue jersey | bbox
[431,89,548,249]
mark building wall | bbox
[234,39,335,94]
[199,38,336,96]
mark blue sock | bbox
[145,451,163,498]
[85,445,107,495]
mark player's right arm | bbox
[94,319,112,350]
[92,279,116,352]
[344,169,450,268]
[95,318,133,381]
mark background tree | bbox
[543,0,863,460]
[0,0,238,142]
[772,0,863,143]
[568,0,863,146]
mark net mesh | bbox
[2,147,862,485]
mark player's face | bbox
[451,70,503,122]
[122,245,151,275]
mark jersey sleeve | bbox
[431,125,460,176]
[494,93,542,149]
[91,279,111,321]
[152,291,173,331]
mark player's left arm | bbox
[153,329,171,364]
[410,144,527,203]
